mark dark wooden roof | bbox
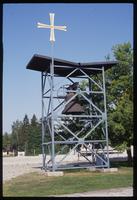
[26,54,118,77]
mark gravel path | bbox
[3,155,79,181]
[3,154,85,181]
[3,156,133,196]
[3,156,42,182]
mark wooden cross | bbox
[37,13,67,42]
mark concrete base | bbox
[100,168,118,172]
[87,167,96,172]
[42,171,64,177]
[87,167,118,173]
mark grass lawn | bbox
[3,162,133,197]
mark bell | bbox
[62,82,84,115]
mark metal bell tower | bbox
[27,54,118,171]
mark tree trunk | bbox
[126,146,133,165]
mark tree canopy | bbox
[106,42,133,162]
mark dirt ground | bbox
[3,156,133,197]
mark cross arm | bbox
[54,25,67,31]
[37,22,51,29]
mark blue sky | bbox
[3,3,133,133]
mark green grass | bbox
[3,165,133,197]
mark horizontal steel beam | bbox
[43,140,107,145]
[45,164,109,170]
[57,114,103,118]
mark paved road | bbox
[52,187,133,197]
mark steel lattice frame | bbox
[41,63,110,171]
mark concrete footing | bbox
[88,167,96,171]
[88,167,118,172]
[42,171,64,176]
[100,168,118,172]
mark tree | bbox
[30,114,37,124]
[21,114,30,153]
[26,114,41,155]
[3,132,12,152]
[106,42,133,164]
[11,120,23,152]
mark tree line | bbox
[3,114,41,155]
[3,42,133,162]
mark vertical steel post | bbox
[102,66,110,168]
[41,72,45,169]
[88,78,94,162]
[50,42,55,171]
[89,79,92,110]
[89,78,92,123]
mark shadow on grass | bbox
[110,160,133,168]
[63,160,133,173]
